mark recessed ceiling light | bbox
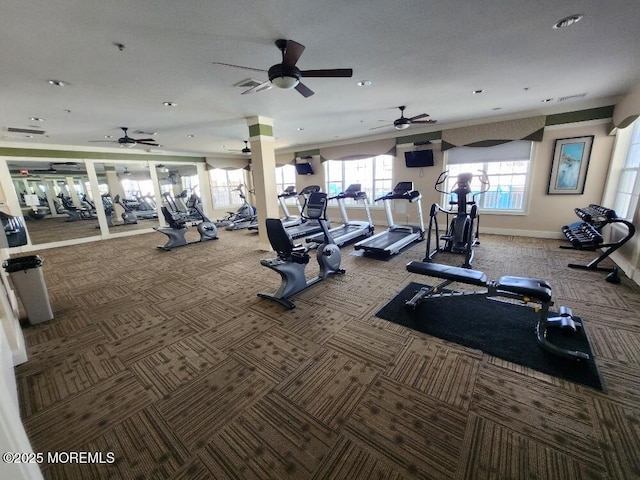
[162,101,177,107]
[356,80,372,87]
[48,79,70,87]
[297,127,304,131]
[25,135,33,138]
[541,98,554,103]
[187,134,194,138]
[553,14,583,29]
[30,117,44,122]
[472,89,484,94]
[105,135,113,139]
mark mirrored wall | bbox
[93,162,159,234]
[7,160,101,244]
[4,158,207,247]
[154,163,204,224]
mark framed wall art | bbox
[547,135,594,194]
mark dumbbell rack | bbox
[560,204,635,281]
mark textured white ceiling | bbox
[1,1,638,156]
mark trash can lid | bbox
[2,255,43,272]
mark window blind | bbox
[446,140,532,165]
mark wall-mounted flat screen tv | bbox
[404,149,434,168]
[295,162,314,175]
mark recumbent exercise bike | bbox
[155,193,218,251]
[425,170,490,268]
[258,191,344,309]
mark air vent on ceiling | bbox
[6,127,46,135]
[557,93,587,102]
[234,78,263,89]
[133,130,156,136]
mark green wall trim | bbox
[545,106,614,126]
[1,106,615,162]
[0,147,204,163]
[248,123,273,137]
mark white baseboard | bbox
[609,251,640,286]
[480,227,564,239]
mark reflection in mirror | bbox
[156,163,203,223]
[95,162,159,233]
[7,160,100,244]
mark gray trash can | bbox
[3,255,53,325]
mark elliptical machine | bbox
[425,170,489,268]
[258,191,345,309]
[154,193,218,251]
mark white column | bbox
[247,116,280,251]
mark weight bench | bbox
[405,261,589,360]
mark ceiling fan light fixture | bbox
[270,75,299,89]
[394,123,410,131]
[268,64,300,89]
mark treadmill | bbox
[284,185,327,240]
[306,184,374,247]
[248,185,304,231]
[353,181,424,256]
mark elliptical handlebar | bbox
[472,169,490,201]
[434,171,449,194]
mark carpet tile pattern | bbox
[9,228,640,479]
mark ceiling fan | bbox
[226,141,252,155]
[30,162,79,174]
[371,106,438,131]
[90,127,159,147]
[213,39,353,98]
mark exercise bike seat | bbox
[495,276,552,303]
[406,261,488,286]
[161,206,186,230]
[265,218,310,264]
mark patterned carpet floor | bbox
[13,227,640,479]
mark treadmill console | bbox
[299,185,321,196]
[343,184,362,198]
[393,182,414,194]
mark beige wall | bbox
[369,121,615,236]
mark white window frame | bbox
[323,155,394,207]
[613,119,640,221]
[444,141,534,214]
[275,164,296,193]
[209,168,246,207]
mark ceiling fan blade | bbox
[411,119,438,124]
[408,113,429,122]
[212,61,267,73]
[282,40,305,67]
[133,138,155,142]
[138,141,160,146]
[299,68,353,78]
[295,82,314,98]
